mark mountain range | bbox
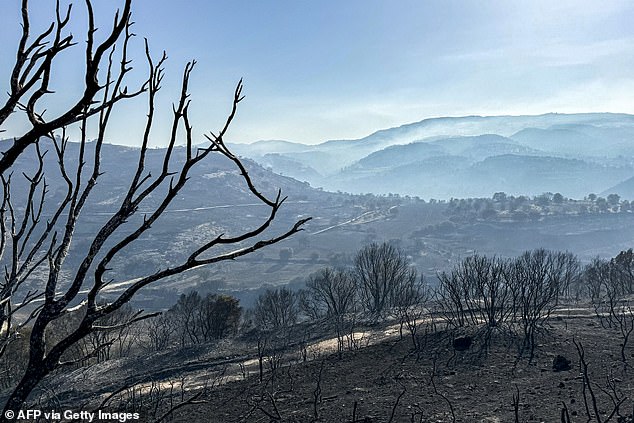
[229,113,634,199]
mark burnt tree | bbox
[355,242,417,319]
[0,0,308,415]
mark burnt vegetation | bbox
[0,0,308,418]
[3,241,634,421]
[2,1,634,422]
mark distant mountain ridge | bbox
[229,113,634,199]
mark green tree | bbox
[596,197,609,212]
[198,294,242,340]
[492,192,507,202]
[607,193,621,206]
[621,200,630,212]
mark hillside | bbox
[169,314,632,422]
[5,138,634,312]
[4,143,634,423]
[0,139,380,308]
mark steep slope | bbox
[0,139,356,306]
[252,153,323,182]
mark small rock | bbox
[553,355,572,372]
[558,382,565,388]
[453,336,473,351]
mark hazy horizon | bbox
[228,111,634,146]
[2,1,634,146]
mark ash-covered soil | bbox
[11,308,633,423]
[168,313,634,423]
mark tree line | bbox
[4,242,631,372]
[250,243,634,363]
[447,191,631,222]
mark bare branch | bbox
[0,2,308,415]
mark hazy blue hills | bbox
[356,142,447,169]
[333,156,471,198]
[468,155,632,199]
[255,153,323,182]
[351,135,543,171]
[511,127,603,156]
[330,154,630,199]
[512,124,634,157]
[231,113,634,199]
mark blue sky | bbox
[2,1,634,145]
